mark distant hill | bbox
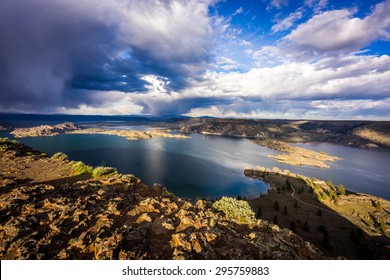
[176,118,390,149]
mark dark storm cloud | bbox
[133,96,234,116]
[0,0,215,113]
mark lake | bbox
[2,128,390,200]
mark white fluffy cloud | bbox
[211,54,390,100]
[118,0,214,61]
[286,1,390,55]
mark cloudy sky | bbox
[0,0,389,119]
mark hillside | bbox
[245,167,390,259]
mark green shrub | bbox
[52,152,69,161]
[0,137,10,143]
[337,184,346,195]
[328,190,339,202]
[212,197,255,224]
[71,161,93,175]
[92,166,117,178]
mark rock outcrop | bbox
[11,122,77,138]
[0,139,325,260]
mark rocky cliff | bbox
[0,138,325,260]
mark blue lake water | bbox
[2,130,390,200]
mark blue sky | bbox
[0,0,389,119]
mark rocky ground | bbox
[0,138,325,260]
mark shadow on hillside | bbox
[247,173,390,260]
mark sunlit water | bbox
[2,130,390,200]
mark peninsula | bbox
[10,122,189,141]
[252,139,339,168]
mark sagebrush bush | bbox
[92,166,117,178]
[52,152,68,161]
[71,161,93,175]
[212,197,255,224]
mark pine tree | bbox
[303,221,309,232]
[286,179,291,190]
[273,200,280,211]
[273,215,278,225]
[322,231,331,249]
[290,222,296,232]
[256,206,262,219]
[283,206,288,216]
[337,184,346,195]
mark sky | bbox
[0,0,389,120]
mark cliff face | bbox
[0,139,325,260]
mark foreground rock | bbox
[0,139,324,260]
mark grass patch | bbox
[71,161,93,175]
[92,166,117,178]
[212,197,255,224]
[52,152,69,161]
